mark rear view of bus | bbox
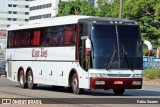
[78,18,143,95]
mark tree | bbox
[122,0,160,56]
[57,0,95,16]
[95,0,119,17]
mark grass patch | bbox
[144,69,160,80]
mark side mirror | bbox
[143,40,153,56]
[85,38,91,56]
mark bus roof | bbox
[8,15,137,31]
[8,15,91,31]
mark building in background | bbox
[0,0,8,38]
[0,0,34,36]
[0,0,8,59]
[29,0,59,23]
[29,0,100,23]
[0,0,34,59]
[7,0,32,26]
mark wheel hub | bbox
[72,78,77,90]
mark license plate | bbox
[114,81,123,84]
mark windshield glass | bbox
[118,25,143,69]
[91,24,143,70]
[91,25,119,69]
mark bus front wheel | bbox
[27,71,37,89]
[19,70,27,88]
[113,89,125,95]
[71,74,83,94]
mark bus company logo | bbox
[2,99,42,104]
[32,48,48,58]
[2,99,11,104]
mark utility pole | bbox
[119,0,123,18]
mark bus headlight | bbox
[132,81,141,85]
[133,74,143,78]
[90,73,107,78]
[95,81,105,85]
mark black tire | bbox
[19,70,27,88]
[27,70,37,89]
[113,89,125,95]
[71,74,84,94]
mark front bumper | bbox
[90,78,142,89]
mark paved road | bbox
[0,76,159,107]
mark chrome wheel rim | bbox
[72,77,77,91]
[19,74,23,86]
[28,72,33,88]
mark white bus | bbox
[6,15,143,95]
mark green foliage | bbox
[57,0,95,16]
[155,1,160,19]
[122,0,160,56]
[95,0,112,17]
[95,0,119,17]
[144,69,160,79]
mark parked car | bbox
[0,61,6,76]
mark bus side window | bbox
[29,29,41,46]
[55,27,64,45]
[33,30,41,46]
[19,30,26,47]
[12,31,19,47]
[44,27,52,46]
[63,25,76,45]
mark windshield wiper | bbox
[106,44,116,70]
[122,44,134,71]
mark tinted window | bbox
[90,24,142,70]
[118,25,143,69]
[91,25,118,69]
[7,24,77,48]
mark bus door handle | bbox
[49,71,52,76]
[60,71,63,76]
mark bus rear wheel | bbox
[71,74,83,94]
[113,89,125,95]
[19,70,27,88]
[27,71,37,89]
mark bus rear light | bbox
[132,81,141,85]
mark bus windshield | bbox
[91,24,143,70]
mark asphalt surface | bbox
[0,76,159,107]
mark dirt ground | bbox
[143,79,160,84]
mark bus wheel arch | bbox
[68,69,77,87]
[68,69,84,94]
[26,67,37,89]
[18,67,27,88]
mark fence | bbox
[143,56,160,69]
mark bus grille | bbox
[107,74,131,77]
